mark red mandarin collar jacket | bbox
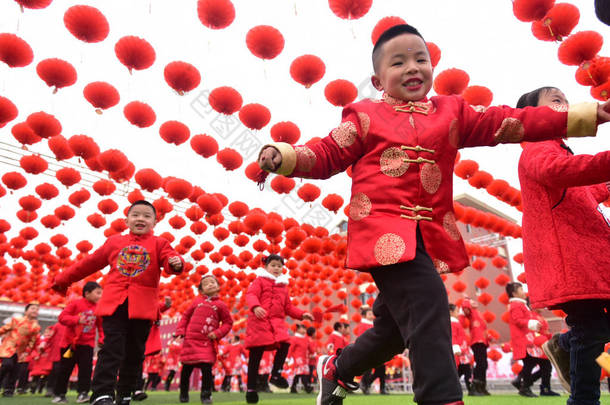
[54,231,184,320]
[508,297,539,361]
[58,297,103,348]
[266,95,597,273]
[518,139,610,308]
[459,300,488,346]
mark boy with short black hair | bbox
[326,322,347,355]
[258,22,610,405]
[52,200,184,405]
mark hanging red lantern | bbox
[2,172,26,190]
[371,16,406,45]
[185,205,204,221]
[134,169,163,192]
[324,79,357,107]
[495,273,510,286]
[110,161,135,183]
[513,0,555,22]
[36,183,58,200]
[452,280,467,293]
[558,31,604,66]
[244,212,267,233]
[92,179,116,196]
[164,61,201,95]
[68,188,90,207]
[297,183,321,202]
[433,68,470,96]
[209,86,242,114]
[290,55,326,88]
[513,252,524,264]
[454,160,479,179]
[14,0,52,10]
[575,56,610,87]
[55,205,75,221]
[246,25,285,60]
[68,134,100,160]
[87,213,106,229]
[487,348,502,362]
[0,33,33,67]
[19,155,47,175]
[531,3,579,41]
[592,81,610,102]
[197,194,222,215]
[216,148,243,170]
[159,120,190,145]
[477,292,493,306]
[474,277,490,290]
[239,103,271,130]
[462,86,493,107]
[190,134,219,158]
[76,240,93,253]
[114,36,156,73]
[169,216,186,230]
[270,121,300,144]
[18,195,41,211]
[83,82,120,113]
[228,202,248,218]
[328,0,372,20]
[0,96,18,128]
[98,199,118,215]
[123,101,156,128]
[40,215,60,229]
[467,171,493,189]
[98,149,128,173]
[471,258,486,271]
[11,122,41,146]
[197,0,235,30]
[63,5,109,43]
[427,42,441,68]
[36,58,77,93]
[55,167,81,187]
[25,112,61,139]
[322,194,344,213]
[166,178,193,201]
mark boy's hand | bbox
[208,331,217,340]
[164,296,172,308]
[168,256,182,271]
[302,312,314,321]
[258,147,282,172]
[253,306,267,319]
[598,100,610,124]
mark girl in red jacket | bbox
[516,87,610,405]
[52,200,184,405]
[174,274,233,404]
[53,281,103,404]
[244,254,312,404]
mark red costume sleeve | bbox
[175,299,198,336]
[245,279,262,311]
[284,295,305,320]
[54,240,112,287]
[520,142,610,189]
[96,316,104,346]
[58,301,80,326]
[509,303,531,331]
[590,182,610,203]
[157,237,184,274]
[213,302,233,340]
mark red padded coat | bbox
[508,298,539,361]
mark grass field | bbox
[2,391,609,405]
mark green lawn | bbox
[2,391,609,404]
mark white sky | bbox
[0,0,609,279]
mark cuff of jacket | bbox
[567,102,598,138]
[265,142,297,175]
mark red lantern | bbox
[239,103,271,130]
[209,86,242,115]
[228,201,248,218]
[164,61,201,95]
[18,195,41,211]
[20,155,47,174]
[87,213,106,228]
[454,159,479,179]
[169,215,186,230]
[98,199,118,215]
[433,68,470,96]
[2,172,26,190]
[592,81,610,102]
[36,58,77,92]
[246,25,284,60]
[511,362,523,375]
[135,168,163,192]
[114,36,156,72]
[513,253,524,264]
[11,122,41,146]
[558,31,604,66]
[14,0,52,10]
[216,148,243,170]
[190,134,219,158]
[0,96,18,128]
[371,16,406,45]
[328,0,372,20]
[76,240,93,253]
[92,179,116,196]
[68,189,90,207]
[452,280,467,293]
[40,215,60,229]
[487,348,502,362]
[83,82,120,113]
[513,0,555,22]
[322,194,344,213]
[197,0,235,30]
[244,212,267,233]
[270,121,300,144]
[98,149,128,173]
[290,55,325,88]
[197,194,222,215]
[123,101,156,128]
[166,178,193,201]
[36,183,58,200]
[0,33,33,67]
[68,134,100,160]
[474,277,490,290]
[56,167,81,187]
[532,3,579,41]
[468,171,493,189]
[25,112,62,139]
[63,5,109,43]
[575,56,610,87]
[517,272,527,283]
[462,86,493,107]
[297,183,321,202]
[477,292,492,306]
[324,79,357,107]
[427,42,441,68]
[495,273,510,286]
[159,120,190,145]
[55,205,75,221]
[492,256,508,269]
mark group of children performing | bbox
[0,21,607,405]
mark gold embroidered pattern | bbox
[380,147,409,177]
[382,93,405,106]
[357,112,370,139]
[548,104,568,112]
[443,212,461,241]
[493,117,525,143]
[295,146,316,172]
[420,163,442,194]
[448,119,460,148]
[349,193,372,221]
[374,233,405,265]
[331,121,358,148]
[433,258,451,274]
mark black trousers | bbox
[46,361,61,394]
[91,300,151,401]
[336,229,462,405]
[471,343,488,382]
[290,374,311,390]
[0,354,18,394]
[362,365,386,391]
[30,375,47,393]
[145,372,161,390]
[55,345,94,395]
[16,362,29,391]
[518,354,551,388]
[180,363,212,399]
[164,370,176,391]
[457,364,472,387]
[246,342,290,391]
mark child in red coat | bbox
[459,298,490,395]
[325,322,349,355]
[174,274,233,404]
[516,86,610,405]
[449,304,475,397]
[52,200,184,405]
[244,254,312,404]
[53,281,103,404]
[219,335,246,392]
[28,326,55,394]
[288,324,313,394]
[258,23,610,405]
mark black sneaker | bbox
[518,386,538,397]
[316,355,359,405]
[51,395,68,404]
[245,390,258,404]
[542,333,571,393]
[179,392,189,403]
[511,377,521,390]
[269,375,289,389]
[132,391,148,401]
[117,396,132,405]
[91,395,115,405]
[539,385,560,396]
[76,392,90,403]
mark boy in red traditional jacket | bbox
[174,274,233,404]
[52,200,184,405]
[52,281,103,404]
[516,86,610,405]
[326,322,348,355]
[288,324,313,394]
[258,23,610,405]
[449,304,475,397]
